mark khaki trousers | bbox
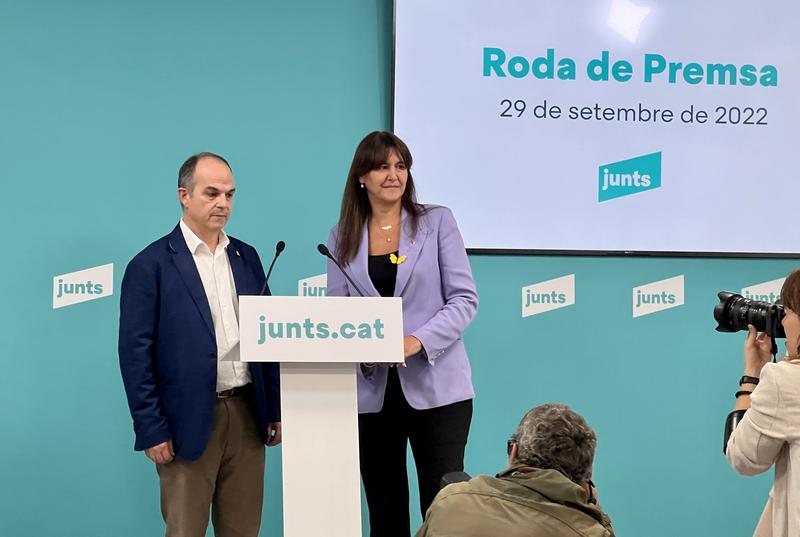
[156,395,266,537]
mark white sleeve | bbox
[726,364,789,476]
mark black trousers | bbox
[358,368,473,537]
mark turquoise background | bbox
[0,1,793,535]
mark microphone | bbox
[260,241,286,295]
[317,243,367,297]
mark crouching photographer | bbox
[718,269,800,537]
[415,403,614,537]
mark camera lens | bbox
[714,291,785,338]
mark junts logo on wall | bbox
[521,274,575,318]
[53,263,114,309]
[740,277,785,303]
[298,273,327,297]
[632,275,684,318]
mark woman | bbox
[326,131,478,536]
[725,268,800,537]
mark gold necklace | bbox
[373,221,399,243]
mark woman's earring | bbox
[360,183,365,189]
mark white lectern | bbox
[239,296,404,537]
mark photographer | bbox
[725,269,800,537]
[415,403,614,537]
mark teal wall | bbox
[0,1,791,535]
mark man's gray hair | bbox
[511,403,596,484]
[178,152,232,192]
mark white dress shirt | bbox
[180,219,251,392]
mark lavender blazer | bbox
[326,205,479,413]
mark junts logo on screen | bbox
[256,316,386,344]
[598,151,662,202]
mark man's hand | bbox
[267,422,282,446]
[145,440,175,464]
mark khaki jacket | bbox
[416,467,615,537]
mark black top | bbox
[368,252,398,298]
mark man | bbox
[119,152,281,537]
[416,403,615,537]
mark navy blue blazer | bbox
[118,224,280,461]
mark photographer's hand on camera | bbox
[743,324,772,377]
[735,324,772,411]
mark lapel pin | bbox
[236,250,241,257]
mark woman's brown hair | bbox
[781,269,800,358]
[335,131,423,264]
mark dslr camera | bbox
[714,292,785,339]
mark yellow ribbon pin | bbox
[389,253,407,265]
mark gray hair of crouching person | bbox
[510,403,597,484]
